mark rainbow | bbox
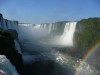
[74,41,100,75]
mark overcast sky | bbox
[0,0,100,23]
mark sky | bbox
[0,0,100,23]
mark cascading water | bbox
[48,24,52,34]
[40,22,77,47]
[59,22,77,46]
[34,24,41,29]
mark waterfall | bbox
[0,18,19,31]
[14,40,22,54]
[59,22,77,46]
[48,24,52,34]
[34,24,41,29]
[18,22,77,47]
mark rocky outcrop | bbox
[0,30,24,75]
[0,13,23,75]
[0,13,4,29]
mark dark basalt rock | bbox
[0,13,4,28]
[6,29,18,40]
[0,13,3,19]
[0,30,24,75]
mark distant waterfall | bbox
[18,22,77,47]
[34,24,41,29]
[48,24,52,34]
[0,19,18,32]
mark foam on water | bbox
[0,55,19,75]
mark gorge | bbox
[0,13,100,75]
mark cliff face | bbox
[73,18,100,58]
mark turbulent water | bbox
[0,55,19,75]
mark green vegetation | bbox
[74,18,100,58]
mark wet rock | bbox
[0,30,24,75]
